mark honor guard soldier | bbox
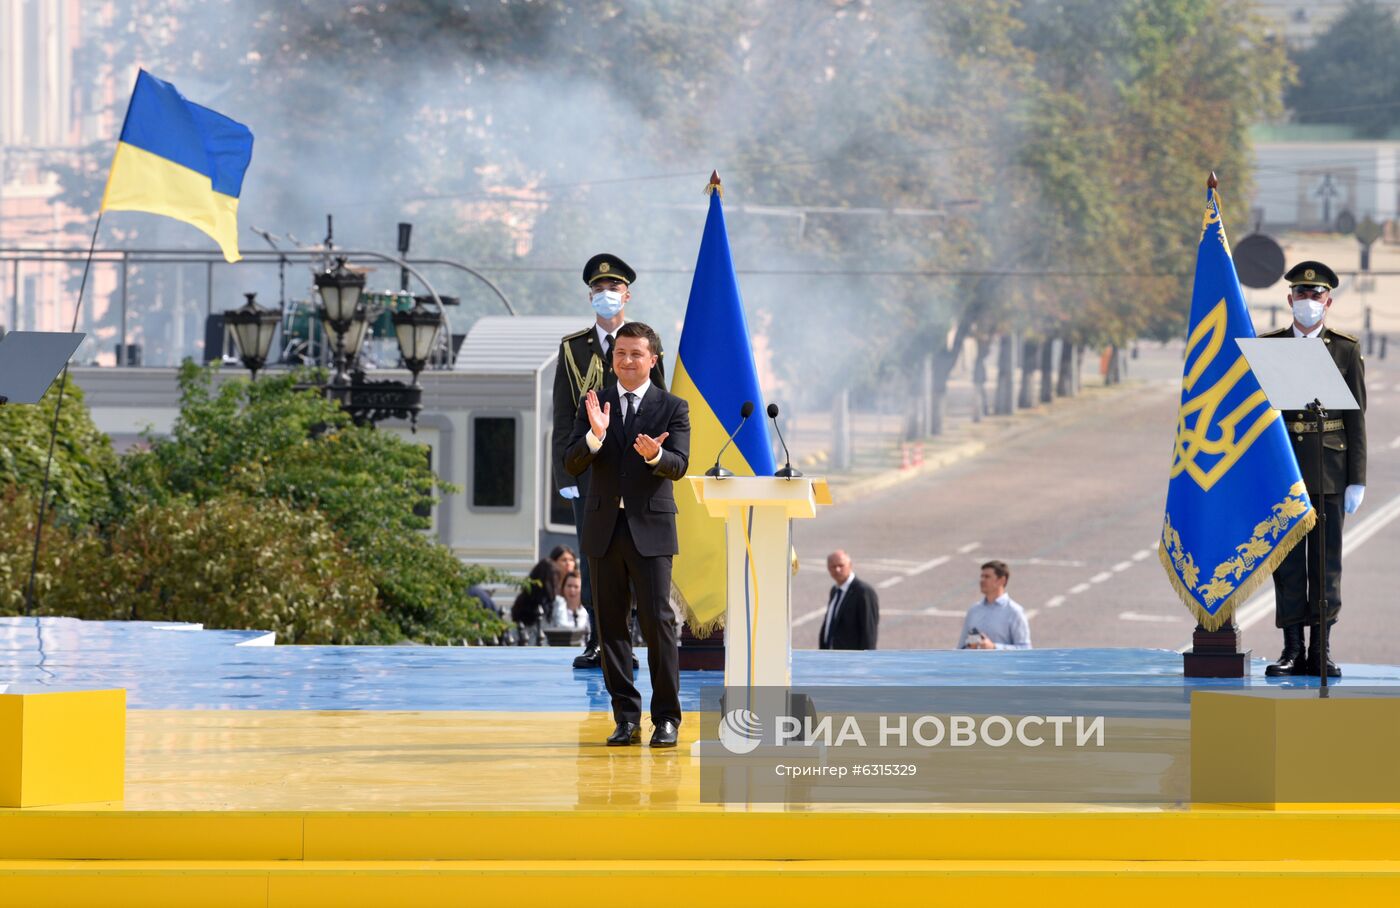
[551,254,665,669]
[1261,260,1367,677]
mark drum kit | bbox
[279,288,453,370]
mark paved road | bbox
[793,345,1400,666]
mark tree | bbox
[1287,1,1400,138]
[0,380,118,525]
[119,362,504,643]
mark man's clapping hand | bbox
[634,431,669,461]
[585,389,611,439]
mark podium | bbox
[687,476,831,688]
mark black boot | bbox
[1304,625,1341,678]
[1264,625,1306,677]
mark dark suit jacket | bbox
[551,325,665,493]
[819,577,879,650]
[1261,326,1366,495]
[564,383,690,558]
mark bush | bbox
[3,485,381,643]
[118,362,505,643]
[0,380,117,525]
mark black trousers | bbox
[1273,493,1344,628]
[589,515,681,726]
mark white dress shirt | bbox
[584,379,661,506]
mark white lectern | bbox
[687,476,832,689]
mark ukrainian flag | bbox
[1160,181,1313,629]
[101,70,253,263]
[671,179,776,634]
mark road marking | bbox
[1372,396,1386,407]
[1112,561,1133,572]
[1023,609,1040,621]
[1132,549,1151,562]
[907,555,951,577]
[957,542,981,554]
[1230,489,1400,635]
[1045,595,1067,609]
[793,609,825,627]
[1389,434,1400,450]
[1021,557,1086,568]
[1069,582,1091,594]
[1089,571,1112,584]
[919,607,969,618]
[1121,611,1185,623]
[876,575,906,590]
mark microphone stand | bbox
[1308,398,1331,697]
[768,404,802,479]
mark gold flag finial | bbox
[1207,171,1219,190]
[705,170,722,198]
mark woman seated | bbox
[550,570,589,632]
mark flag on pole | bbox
[102,70,254,263]
[671,174,775,634]
[1160,178,1313,630]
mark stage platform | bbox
[3,618,1400,905]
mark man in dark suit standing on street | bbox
[1260,260,1367,678]
[818,550,879,650]
[552,254,666,669]
[566,322,691,747]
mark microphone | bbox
[767,403,803,478]
[706,401,754,477]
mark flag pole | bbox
[23,211,104,616]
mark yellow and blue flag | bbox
[671,179,776,634]
[101,70,253,263]
[1160,183,1314,630]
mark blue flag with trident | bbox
[1160,178,1314,630]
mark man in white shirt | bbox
[957,560,1031,650]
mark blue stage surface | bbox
[3,616,1399,711]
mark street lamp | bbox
[393,296,446,384]
[224,292,280,380]
[315,256,366,385]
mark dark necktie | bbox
[822,585,843,645]
[623,391,638,437]
[604,333,614,367]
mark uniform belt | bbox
[1289,418,1345,433]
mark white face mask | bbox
[1292,297,1326,328]
[591,289,624,319]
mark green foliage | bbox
[1,363,505,644]
[1,485,379,642]
[118,362,504,643]
[0,380,118,525]
[1287,1,1400,138]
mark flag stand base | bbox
[1183,622,1250,678]
[679,625,724,672]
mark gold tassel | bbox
[1159,507,1317,631]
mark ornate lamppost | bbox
[223,292,280,380]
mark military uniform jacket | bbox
[1260,325,1366,495]
[551,325,665,492]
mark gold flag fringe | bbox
[672,581,724,638]
[1159,506,1317,631]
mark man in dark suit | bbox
[565,322,690,747]
[551,254,665,669]
[1261,260,1367,678]
[818,550,879,650]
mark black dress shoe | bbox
[650,719,678,748]
[606,721,641,746]
[1304,651,1342,678]
[573,645,601,669]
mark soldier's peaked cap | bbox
[1285,260,1339,290]
[582,254,636,286]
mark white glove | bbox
[559,485,580,500]
[1344,484,1365,514]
